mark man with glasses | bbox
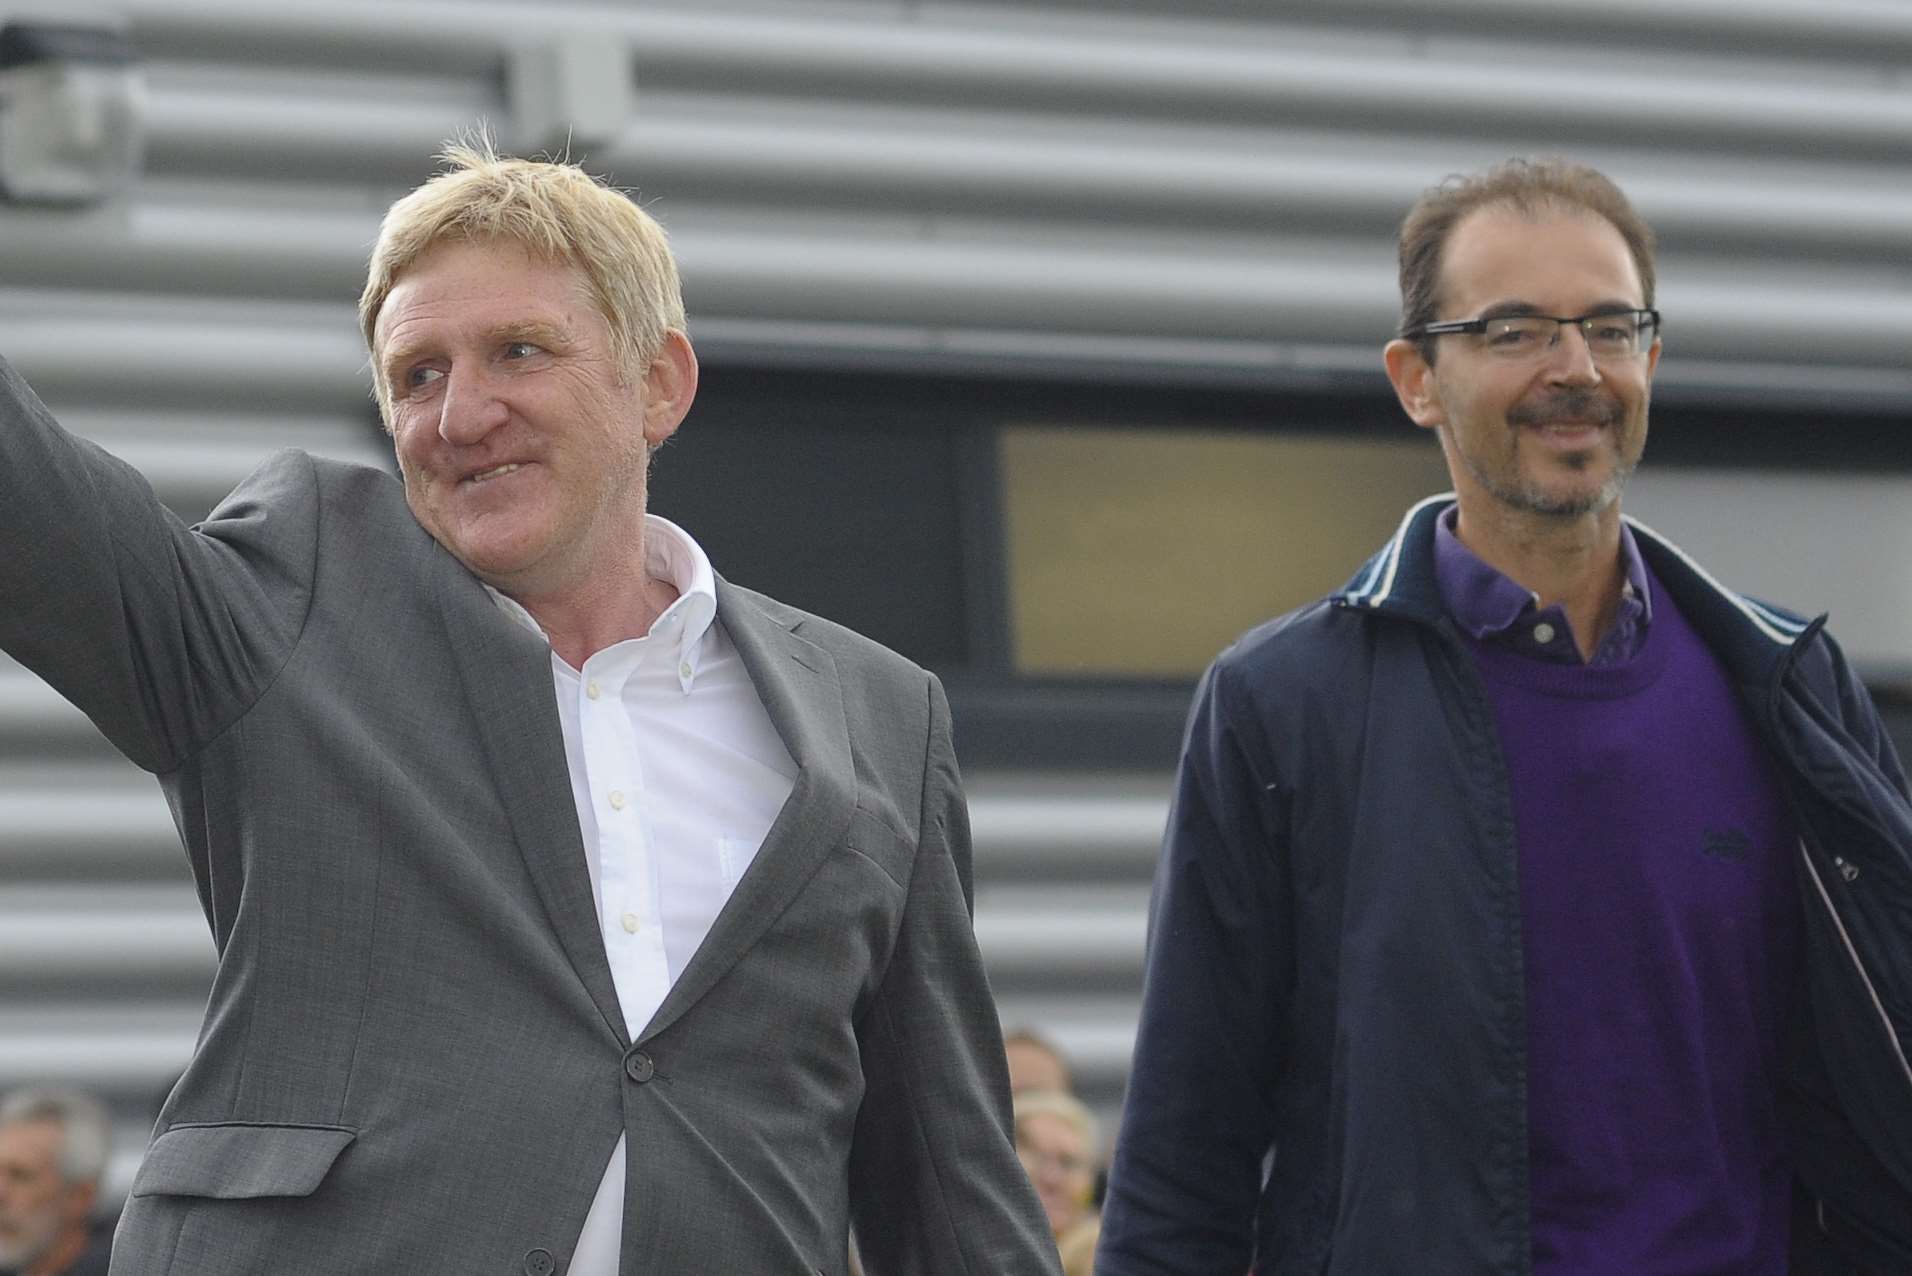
[1097,159,1912,1274]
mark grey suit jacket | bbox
[0,359,1059,1276]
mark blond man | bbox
[0,141,1056,1275]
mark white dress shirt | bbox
[486,515,796,1275]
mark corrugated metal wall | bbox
[1,0,1907,1202]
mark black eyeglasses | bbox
[1403,308,1661,361]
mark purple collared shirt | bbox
[1433,507,1651,665]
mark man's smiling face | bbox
[1392,205,1661,521]
[375,237,664,601]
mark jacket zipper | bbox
[1767,620,1912,1100]
[1795,833,1912,1099]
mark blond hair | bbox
[359,135,685,412]
[1012,1087,1100,1160]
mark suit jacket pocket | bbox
[131,1123,356,1199]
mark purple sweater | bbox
[1437,520,1799,1274]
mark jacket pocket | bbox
[131,1122,356,1199]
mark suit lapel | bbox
[431,549,629,1046]
[637,578,856,1043]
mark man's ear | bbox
[640,329,699,448]
[1383,338,1445,432]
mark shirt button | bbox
[621,912,639,934]
[678,661,692,679]
[586,680,600,700]
[1532,622,1556,645]
[625,1051,655,1083]
[608,790,626,811]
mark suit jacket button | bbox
[624,1051,655,1083]
[523,1249,555,1276]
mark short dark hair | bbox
[1397,158,1657,363]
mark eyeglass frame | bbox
[1401,307,1662,359]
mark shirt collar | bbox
[1433,505,1653,653]
[483,514,720,684]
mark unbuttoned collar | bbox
[1336,495,1813,684]
[482,514,720,688]
[1432,505,1652,665]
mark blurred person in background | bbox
[0,138,1056,1275]
[1016,1090,1102,1276]
[1098,158,1912,1275]
[1008,1027,1115,1236]
[1005,1027,1076,1096]
[0,1089,112,1276]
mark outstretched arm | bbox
[0,354,313,772]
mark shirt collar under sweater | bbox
[1432,505,1653,667]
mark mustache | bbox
[1506,390,1623,429]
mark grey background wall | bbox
[1,0,1907,1208]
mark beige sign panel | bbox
[1001,424,1451,677]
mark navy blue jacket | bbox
[1097,496,1912,1276]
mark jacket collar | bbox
[432,541,630,1045]
[1333,493,1820,685]
[433,559,857,1049]
[635,576,856,1044]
